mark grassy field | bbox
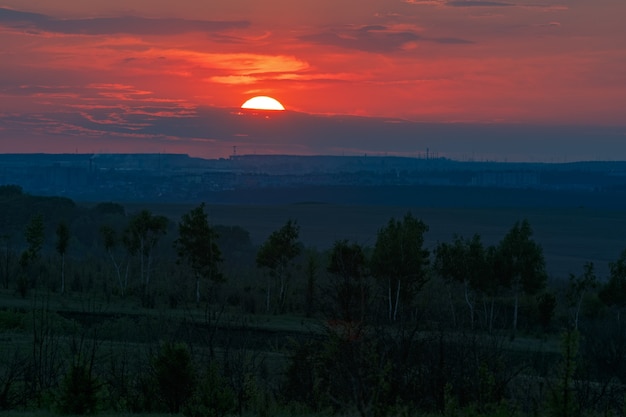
[127,202,626,279]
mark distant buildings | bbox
[0,153,625,204]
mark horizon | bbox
[1,2,625,161]
[2,149,626,165]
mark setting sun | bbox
[241,96,285,111]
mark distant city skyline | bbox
[0,1,625,161]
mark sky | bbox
[0,0,625,161]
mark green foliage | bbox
[152,342,196,413]
[256,219,301,313]
[283,339,324,411]
[123,209,168,258]
[537,291,557,330]
[370,212,429,321]
[304,253,317,317]
[566,262,597,330]
[498,219,547,295]
[123,209,168,302]
[256,219,301,272]
[56,222,70,294]
[599,249,626,309]
[0,310,24,330]
[175,203,224,303]
[55,222,70,257]
[327,240,370,322]
[57,363,99,415]
[497,219,547,332]
[435,234,490,290]
[24,214,45,263]
[0,184,23,197]
[183,363,235,417]
[100,224,117,251]
[548,330,579,417]
[284,329,400,417]
[434,234,489,328]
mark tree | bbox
[100,224,130,296]
[123,210,168,296]
[183,363,235,417]
[548,330,580,417]
[0,184,23,197]
[497,219,547,333]
[57,363,99,415]
[256,219,301,313]
[24,214,45,262]
[327,240,369,323]
[599,249,626,321]
[304,252,318,318]
[537,291,557,330]
[0,234,15,290]
[174,203,224,304]
[482,245,506,332]
[370,212,429,322]
[18,214,45,296]
[434,234,487,329]
[153,342,196,413]
[566,262,597,330]
[55,222,70,294]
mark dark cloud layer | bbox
[299,25,471,53]
[0,7,249,35]
[447,1,515,6]
[1,105,623,162]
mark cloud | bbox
[2,106,623,161]
[0,7,249,36]
[403,0,514,5]
[447,1,514,6]
[404,0,568,9]
[299,25,471,53]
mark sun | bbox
[241,96,285,111]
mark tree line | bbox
[3,184,626,415]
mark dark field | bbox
[129,202,626,279]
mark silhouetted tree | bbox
[537,291,557,330]
[327,240,369,323]
[153,342,196,413]
[304,252,318,318]
[434,234,488,329]
[184,363,235,417]
[566,262,597,330]
[174,203,223,304]
[0,184,23,197]
[497,219,547,332]
[256,219,301,313]
[599,249,626,321]
[100,224,129,296]
[18,214,45,296]
[123,210,168,298]
[24,214,45,261]
[55,221,70,294]
[370,212,429,322]
[0,234,15,290]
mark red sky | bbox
[0,0,625,160]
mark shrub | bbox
[153,342,196,413]
[183,363,235,417]
[57,363,99,415]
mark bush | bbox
[153,342,196,413]
[0,310,24,330]
[183,363,235,417]
[57,363,99,415]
